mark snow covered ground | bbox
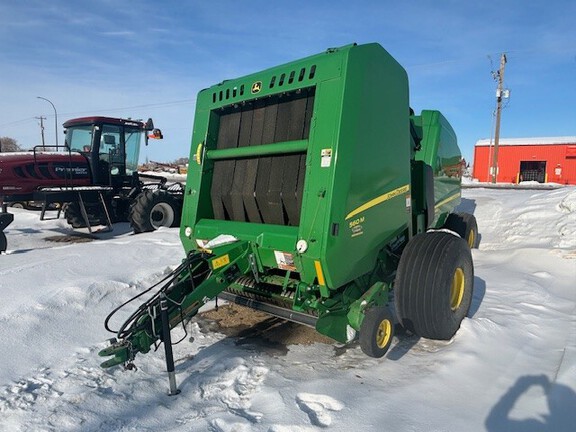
[1,187,575,431]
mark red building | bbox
[473,137,576,185]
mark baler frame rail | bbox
[218,290,318,328]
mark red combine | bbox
[0,116,183,252]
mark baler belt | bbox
[211,111,241,220]
[211,89,315,226]
[253,103,278,223]
[242,105,266,223]
[229,109,255,221]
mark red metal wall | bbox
[473,144,576,184]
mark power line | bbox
[0,117,37,128]
[0,98,196,129]
[59,98,196,118]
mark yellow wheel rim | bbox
[467,230,475,248]
[450,267,465,311]
[376,319,392,348]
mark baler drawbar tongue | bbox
[98,342,132,369]
[98,241,251,370]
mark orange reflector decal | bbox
[314,260,325,286]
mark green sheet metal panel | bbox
[319,43,411,289]
[414,110,462,227]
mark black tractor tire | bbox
[359,306,395,358]
[0,231,7,253]
[64,202,105,228]
[444,212,479,248]
[394,231,474,340]
[9,202,26,209]
[129,190,181,233]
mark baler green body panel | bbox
[181,43,411,291]
[413,110,462,227]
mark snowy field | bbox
[1,187,575,432]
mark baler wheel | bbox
[394,231,473,340]
[359,306,395,358]
[444,212,479,248]
[129,190,181,233]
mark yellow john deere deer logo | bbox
[251,81,262,94]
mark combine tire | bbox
[129,190,180,233]
[444,212,479,248]
[64,202,105,228]
[394,231,473,340]
[359,306,395,358]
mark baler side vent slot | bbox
[210,87,315,227]
[212,84,247,104]
[212,65,316,103]
[267,65,317,90]
[309,65,316,79]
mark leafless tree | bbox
[0,137,22,152]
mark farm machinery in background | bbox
[99,43,479,393]
[0,116,184,252]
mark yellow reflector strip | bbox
[314,260,325,286]
[211,254,230,270]
[434,192,461,211]
[345,184,410,220]
[195,143,203,165]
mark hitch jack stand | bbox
[160,294,181,396]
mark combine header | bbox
[100,43,478,391]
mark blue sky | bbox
[1,0,575,164]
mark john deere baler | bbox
[100,43,476,373]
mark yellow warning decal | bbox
[211,254,230,270]
[345,184,410,220]
[314,260,326,286]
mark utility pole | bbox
[491,53,508,184]
[36,116,47,149]
[36,97,59,148]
